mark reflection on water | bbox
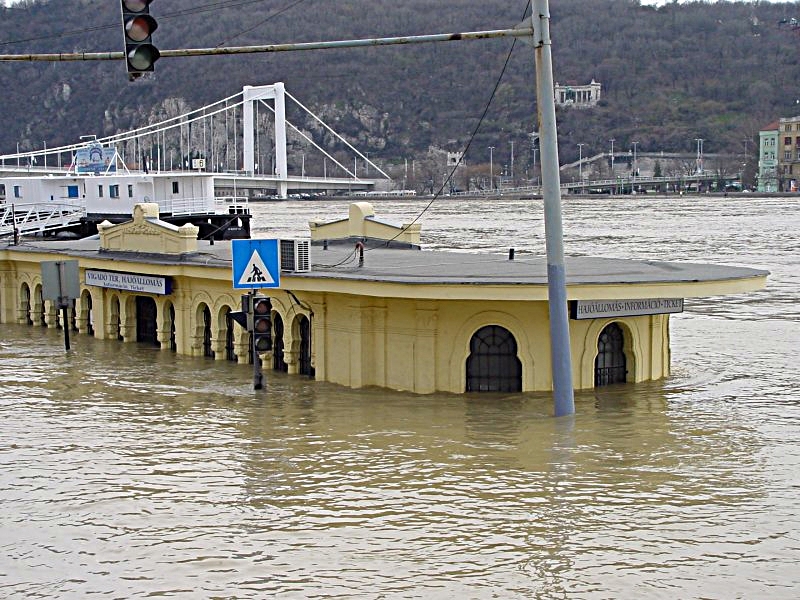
[1,196,799,598]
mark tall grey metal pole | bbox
[532,0,575,416]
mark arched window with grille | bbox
[595,322,627,386]
[466,325,522,392]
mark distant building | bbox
[554,80,601,108]
[446,152,463,167]
[778,116,800,192]
[758,121,779,192]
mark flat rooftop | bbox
[5,237,768,291]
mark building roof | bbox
[5,236,768,302]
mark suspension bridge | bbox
[0,82,386,199]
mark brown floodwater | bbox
[1,195,798,598]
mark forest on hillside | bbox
[1,0,800,185]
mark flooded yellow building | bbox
[0,202,767,394]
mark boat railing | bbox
[165,196,249,216]
[215,195,250,215]
[0,202,86,236]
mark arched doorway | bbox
[136,296,159,346]
[224,308,237,361]
[595,322,627,386]
[34,286,46,326]
[272,314,287,372]
[466,325,522,392]
[20,283,32,325]
[201,305,214,358]
[298,314,314,377]
[80,291,94,336]
[167,304,176,351]
[110,296,122,341]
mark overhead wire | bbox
[215,0,308,48]
[362,0,532,253]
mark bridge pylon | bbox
[243,83,288,197]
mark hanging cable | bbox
[364,1,531,251]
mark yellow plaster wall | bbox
[305,293,667,394]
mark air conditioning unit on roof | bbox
[280,238,311,272]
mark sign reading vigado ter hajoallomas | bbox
[85,270,171,295]
[570,298,684,320]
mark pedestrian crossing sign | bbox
[232,239,281,289]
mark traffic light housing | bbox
[120,0,159,80]
[252,296,272,352]
[229,294,251,330]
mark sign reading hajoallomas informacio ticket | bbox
[569,298,684,320]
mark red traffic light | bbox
[120,0,159,79]
[125,15,158,42]
[122,0,153,11]
[252,297,272,351]
[254,298,271,317]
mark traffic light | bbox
[229,294,252,331]
[252,296,272,352]
[120,0,159,80]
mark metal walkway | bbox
[0,203,86,237]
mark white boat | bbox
[0,170,251,240]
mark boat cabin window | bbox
[128,185,134,198]
[172,181,179,194]
[98,185,103,198]
[67,185,79,198]
[13,185,21,198]
[0,184,5,197]
[109,185,120,198]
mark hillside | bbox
[1,0,799,180]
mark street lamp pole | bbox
[532,0,574,416]
[609,138,615,174]
[694,138,704,174]
[489,146,495,190]
[577,143,585,192]
[632,141,638,176]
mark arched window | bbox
[466,325,522,392]
[272,314,287,372]
[595,322,627,386]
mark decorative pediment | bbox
[99,203,199,254]
[309,201,421,245]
